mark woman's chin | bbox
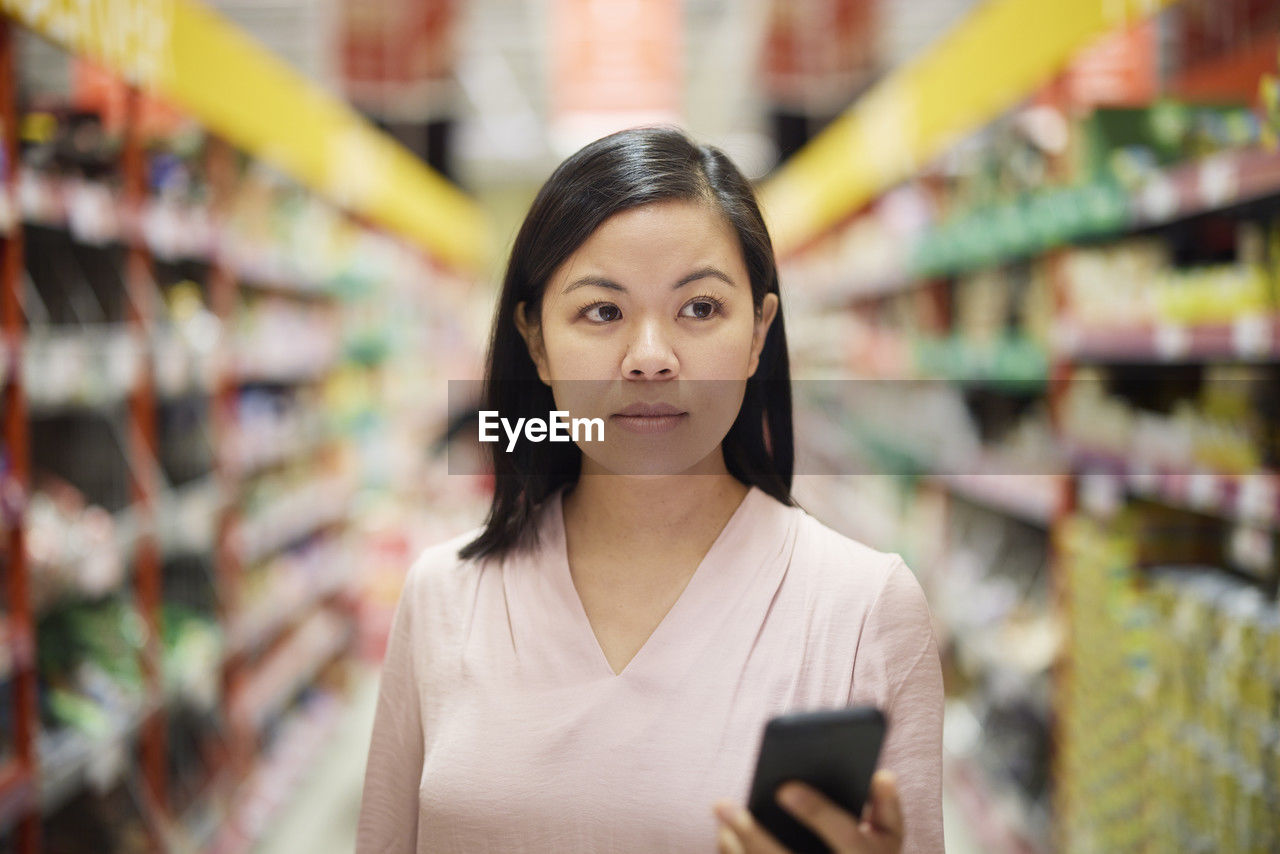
[579,448,728,478]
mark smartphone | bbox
[745,706,887,854]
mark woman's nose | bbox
[620,320,678,378]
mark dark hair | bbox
[458,126,793,561]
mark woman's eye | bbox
[680,299,721,319]
[583,303,622,323]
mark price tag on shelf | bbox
[1154,324,1190,361]
[1187,472,1219,511]
[0,189,13,233]
[1236,474,1278,525]
[1229,524,1274,580]
[1139,175,1178,222]
[1127,462,1159,495]
[1198,156,1240,209]
[86,734,128,794]
[1080,472,1123,518]
[1231,314,1273,359]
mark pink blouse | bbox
[357,486,944,853]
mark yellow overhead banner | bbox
[759,0,1178,258]
[0,0,488,272]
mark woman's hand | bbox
[712,770,904,854]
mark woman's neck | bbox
[561,472,750,583]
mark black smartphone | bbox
[745,706,887,854]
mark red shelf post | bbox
[121,84,168,828]
[0,15,40,854]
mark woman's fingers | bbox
[715,777,905,854]
[717,822,746,854]
[863,771,905,841]
[776,782,867,852]
[713,800,789,854]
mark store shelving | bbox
[793,145,1280,307]
[37,695,154,816]
[1069,446,1280,529]
[206,689,345,854]
[225,534,353,660]
[945,751,1049,854]
[0,2,487,850]
[1055,316,1280,363]
[931,474,1060,528]
[230,610,352,735]
[0,760,32,838]
[774,2,1280,852]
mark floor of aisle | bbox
[942,782,984,854]
[250,664,984,854]
[253,667,380,854]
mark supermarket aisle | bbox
[254,669,379,854]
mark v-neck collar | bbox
[545,485,767,679]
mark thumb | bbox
[866,770,903,839]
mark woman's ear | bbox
[747,292,779,377]
[514,301,551,385]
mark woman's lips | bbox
[610,411,689,434]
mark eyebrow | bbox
[561,266,735,295]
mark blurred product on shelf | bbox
[233,297,342,384]
[1062,366,1279,480]
[230,387,330,476]
[1057,514,1280,853]
[35,595,148,813]
[230,533,351,657]
[25,477,125,614]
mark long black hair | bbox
[458,126,793,561]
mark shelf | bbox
[18,171,124,246]
[237,477,353,566]
[0,760,33,837]
[234,358,340,387]
[226,560,353,659]
[230,611,351,733]
[37,699,153,816]
[825,149,1280,302]
[944,752,1050,854]
[29,474,219,616]
[759,0,1180,257]
[1071,446,1280,528]
[1055,317,1280,363]
[231,431,336,481]
[4,0,488,272]
[930,474,1060,528]
[1128,147,1280,230]
[208,691,345,854]
[24,326,141,416]
[235,276,336,302]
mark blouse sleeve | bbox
[357,571,425,854]
[850,557,945,854]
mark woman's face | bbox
[516,199,778,477]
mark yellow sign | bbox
[759,0,1178,258]
[0,0,488,272]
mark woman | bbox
[357,127,944,854]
